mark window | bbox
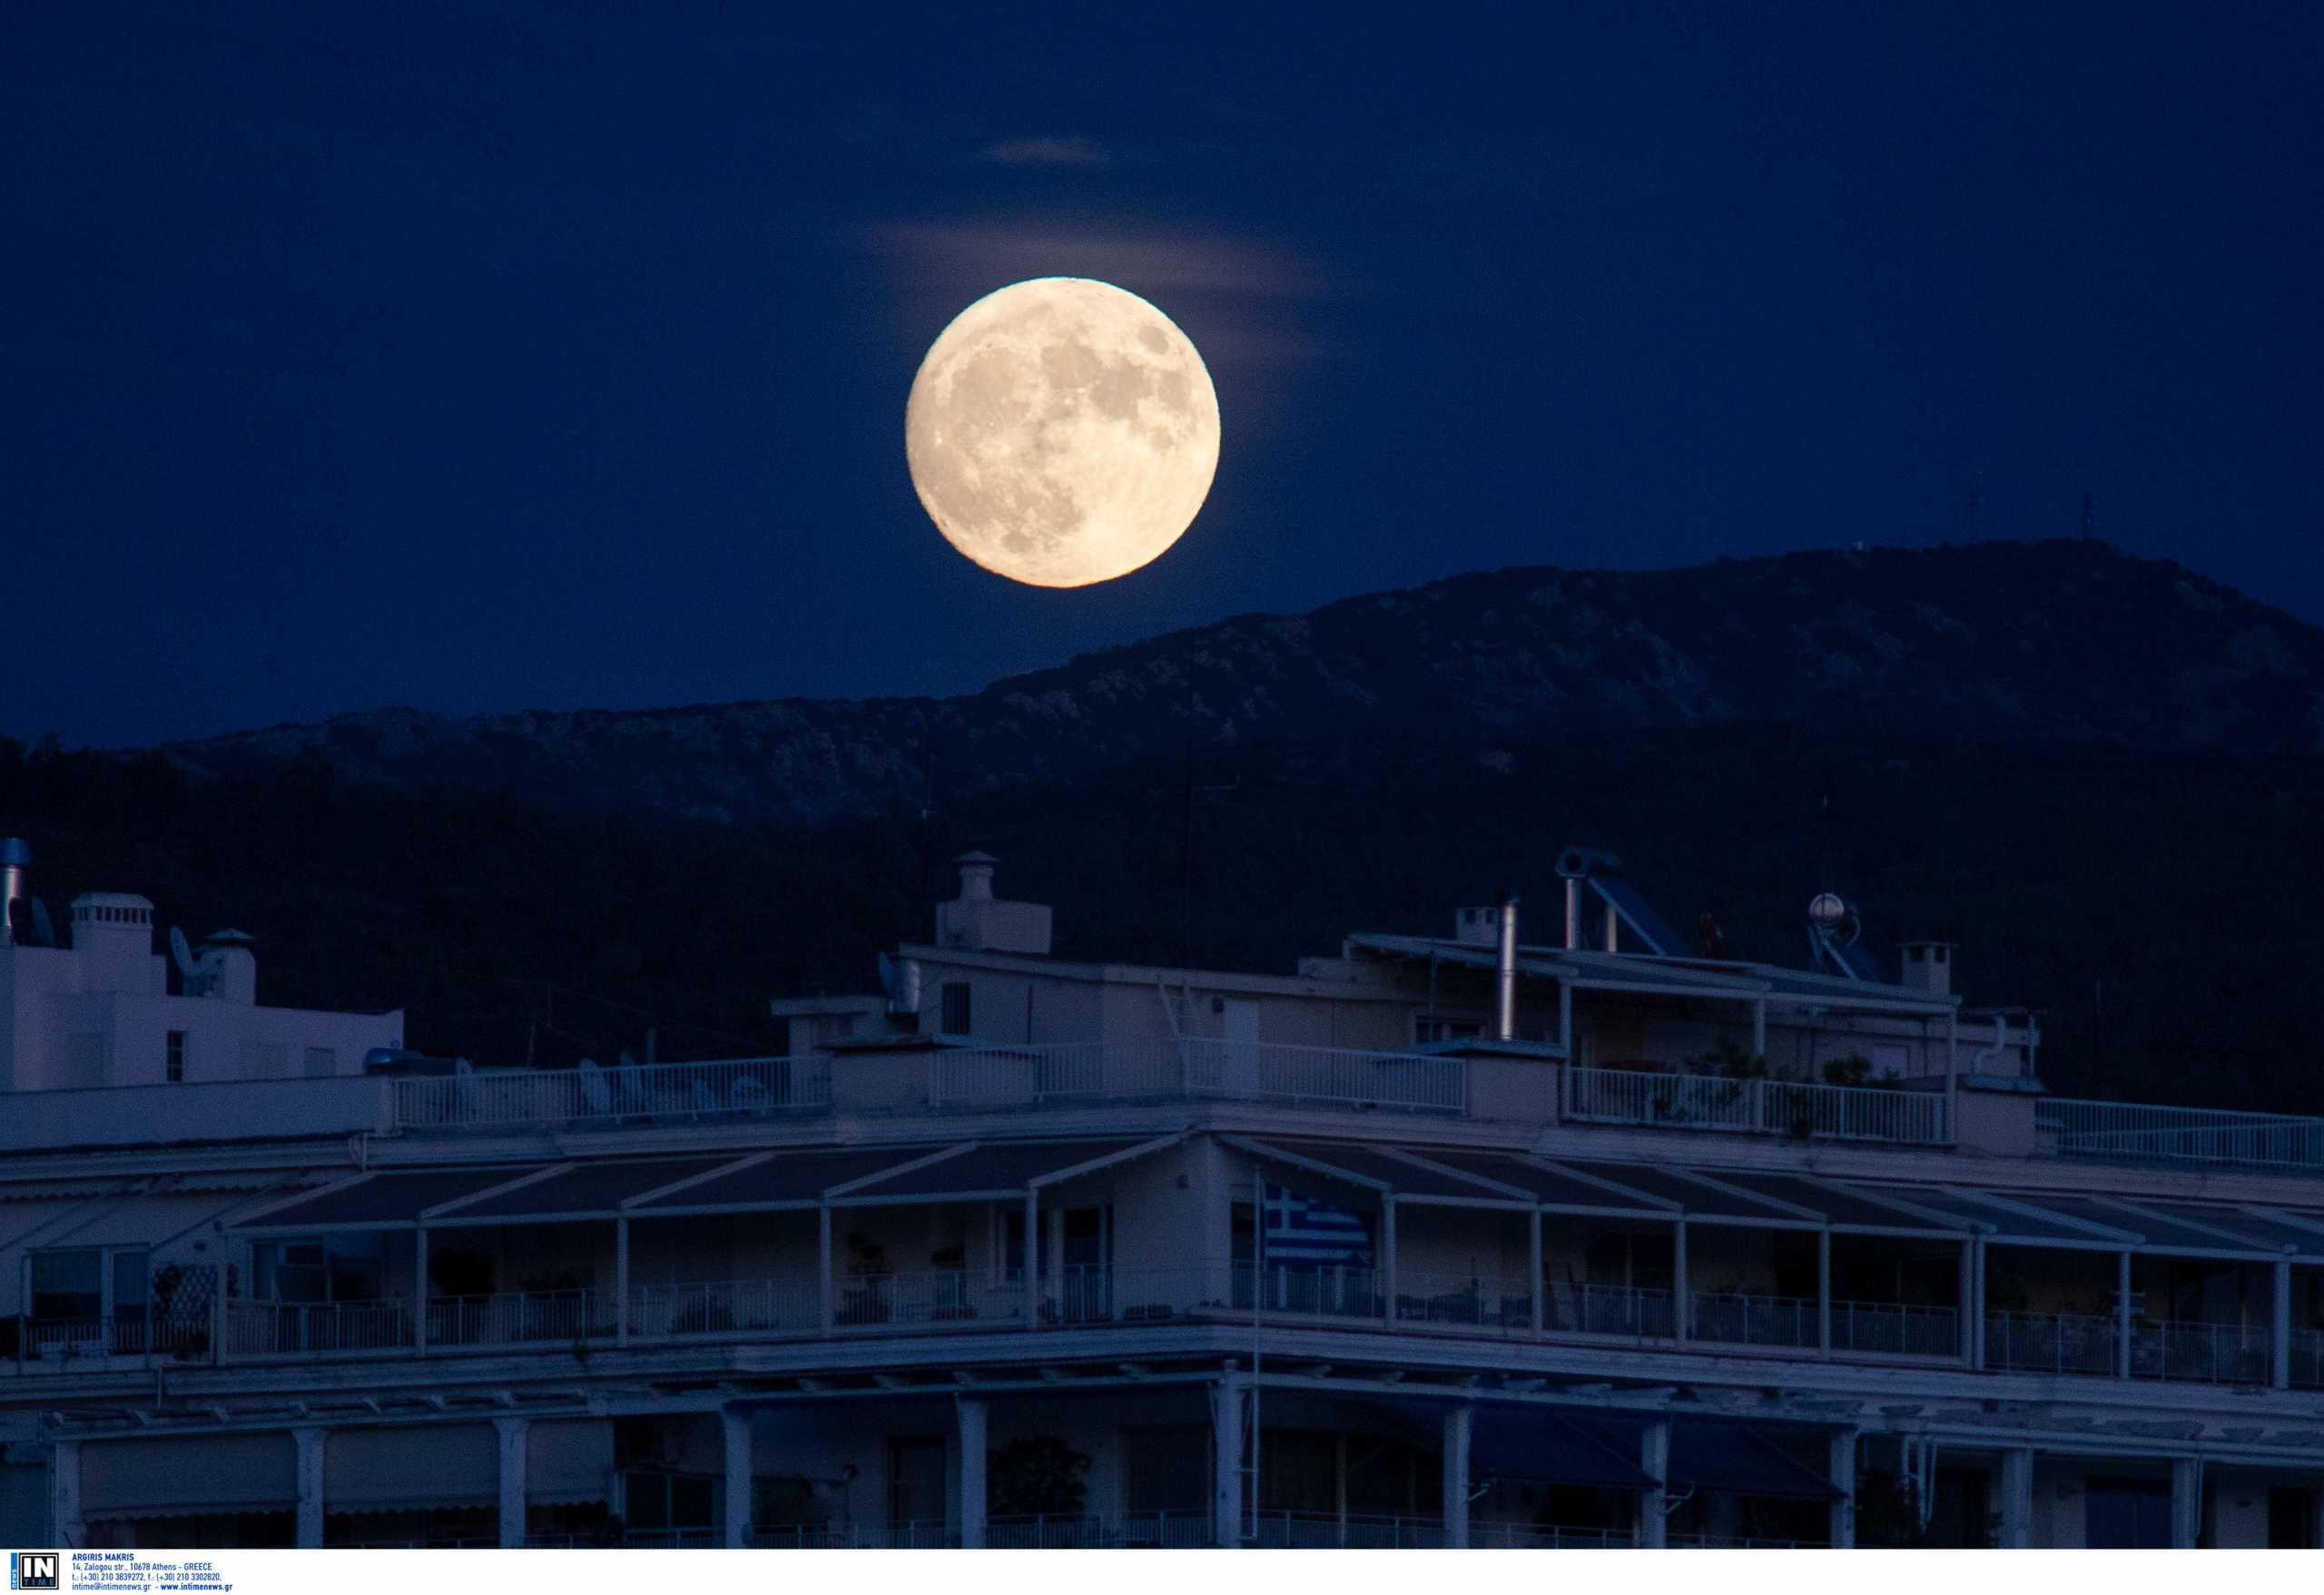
[887,1437,947,1530]
[303,1046,336,1078]
[252,1234,382,1304]
[619,1470,716,1532]
[166,1030,187,1083]
[1414,1016,1481,1045]
[940,982,971,1035]
[2085,1478,2172,1549]
[29,1246,146,1325]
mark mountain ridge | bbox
[157,540,2324,823]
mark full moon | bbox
[905,278,1220,587]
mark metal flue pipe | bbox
[1562,878,1581,950]
[1494,892,1520,1041]
[0,838,26,947]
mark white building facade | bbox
[0,852,2319,1551]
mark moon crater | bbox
[906,278,1220,587]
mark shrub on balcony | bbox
[989,1437,1090,1519]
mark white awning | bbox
[82,1433,294,1520]
[325,1423,498,1511]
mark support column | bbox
[49,1439,82,1550]
[2170,1457,2201,1549]
[722,1408,753,1548]
[1210,1374,1245,1547]
[956,1395,988,1549]
[1382,1201,1398,1325]
[2273,1261,2293,1390]
[1972,1239,1988,1369]
[414,1228,429,1356]
[1529,1208,1544,1335]
[292,1427,326,1549]
[1022,1189,1039,1324]
[818,1206,833,1335]
[615,1218,630,1346]
[1751,999,1767,1060]
[1442,1403,1472,1549]
[1998,1449,2033,1549]
[1638,1420,1669,1548]
[1827,1432,1856,1548]
[1817,1230,1832,1355]
[1958,1241,1975,1365]
[496,1415,528,1550]
[2117,1251,2134,1379]
[1671,1219,1689,1344]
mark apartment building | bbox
[0,846,2319,1551]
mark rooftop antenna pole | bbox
[1180,665,1196,973]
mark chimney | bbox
[1898,941,1955,999]
[935,852,1052,956]
[957,852,997,904]
[1493,891,1521,1041]
[0,838,25,946]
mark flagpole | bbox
[1250,1158,1263,1543]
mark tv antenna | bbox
[169,927,217,997]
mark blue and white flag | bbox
[1261,1181,1374,1265]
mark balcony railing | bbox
[1470,1521,1636,1549]
[4,1312,216,1366]
[1984,1310,2120,1375]
[929,1040,1470,1116]
[1831,1299,1959,1358]
[2292,1328,2324,1391]
[1670,1535,1828,1549]
[429,1289,607,1347]
[1250,1511,1444,1549]
[631,1278,821,1338]
[1566,1068,1947,1145]
[1984,1311,2274,1383]
[394,1056,832,1134]
[1689,1291,1817,1350]
[225,1298,416,1357]
[2038,1098,2324,1175]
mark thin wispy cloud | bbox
[976,135,1111,169]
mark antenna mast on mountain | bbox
[2080,488,2094,540]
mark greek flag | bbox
[1262,1181,1373,1265]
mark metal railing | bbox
[1249,1511,1445,1548]
[394,1055,832,1134]
[1566,1068,1946,1145]
[429,1290,606,1347]
[987,1514,1108,1549]
[2130,1317,2271,1383]
[1670,1534,1827,1549]
[630,1278,821,1338]
[1233,1263,1384,1321]
[1984,1310,2120,1375]
[5,1312,217,1366]
[225,1298,415,1357]
[1469,1521,1636,1549]
[1111,1511,1212,1548]
[931,1040,1469,1116]
[2292,1327,2324,1391]
[2038,1098,2324,1174]
[1393,1270,1538,1332]
[1563,1282,1678,1339]
[1831,1299,1959,1358]
[1689,1291,1817,1349]
[1984,1311,2273,1383]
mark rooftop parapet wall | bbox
[0,1074,394,1153]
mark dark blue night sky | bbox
[5,4,2319,746]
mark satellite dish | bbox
[169,926,216,995]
